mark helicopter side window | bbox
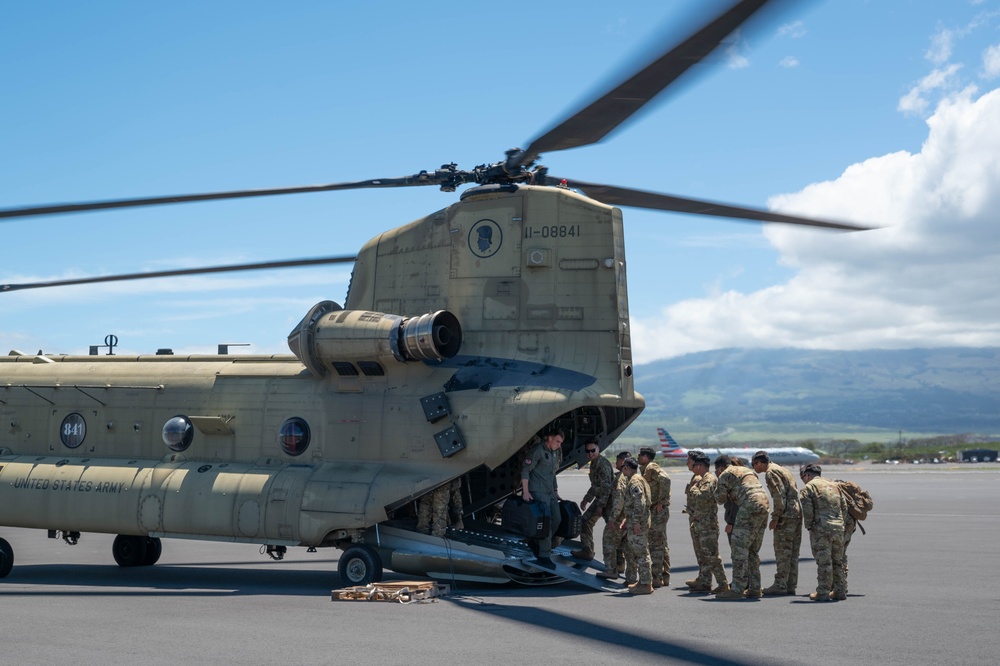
[331,362,358,376]
[162,416,194,452]
[278,417,310,456]
[357,361,384,377]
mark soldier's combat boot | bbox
[534,557,555,569]
[570,549,594,560]
[662,574,670,587]
[596,569,619,580]
[715,588,745,600]
[711,582,730,595]
[685,578,700,587]
[829,590,847,601]
[629,582,654,595]
[809,591,832,602]
[745,588,762,599]
[651,577,663,589]
[688,582,712,592]
[761,584,786,596]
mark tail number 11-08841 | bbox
[524,225,581,239]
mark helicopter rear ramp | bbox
[515,553,626,593]
[363,524,625,592]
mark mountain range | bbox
[632,347,1000,436]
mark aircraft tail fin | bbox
[658,428,685,457]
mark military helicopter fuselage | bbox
[0,0,864,587]
[0,184,644,581]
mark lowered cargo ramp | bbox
[359,522,626,591]
[516,552,626,592]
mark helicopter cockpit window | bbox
[331,362,359,376]
[162,416,194,452]
[278,417,310,456]
[60,413,87,449]
[357,361,384,377]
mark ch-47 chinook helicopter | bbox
[0,0,868,590]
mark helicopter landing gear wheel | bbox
[0,537,13,578]
[141,537,162,566]
[338,545,383,586]
[112,535,148,567]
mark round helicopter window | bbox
[162,415,194,452]
[278,417,310,456]
[60,413,87,449]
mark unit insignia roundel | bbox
[468,219,502,258]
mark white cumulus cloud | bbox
[898,64,964,115]
[632,86,1000,363]
[984,43,1000,78]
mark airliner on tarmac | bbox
[658,428,820,466]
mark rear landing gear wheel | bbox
[142,537,162,566]
[338,544,383,586]
[112,535,148,567]
[0,537,13,578]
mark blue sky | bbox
[3,0,1000,364]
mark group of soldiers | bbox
[571,445,671,596]
[577,444,858,601]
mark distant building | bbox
[959,449,999,462]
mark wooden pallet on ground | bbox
[331,580,450,603]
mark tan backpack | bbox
[836,479,873,524]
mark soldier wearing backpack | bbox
[799,464,848,601]
[834,478,873,585]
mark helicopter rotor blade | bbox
[509,0,784,169]
[0,173,456,221]
[1,255,357,293]
[545,176,871,231]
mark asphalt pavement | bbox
[2,464,997,665]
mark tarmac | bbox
[2,464,997,665]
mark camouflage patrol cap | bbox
[622,458,639,470]
[801,463,822,477]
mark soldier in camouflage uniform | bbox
[715,455,769,599]
[572,439,615,561]
[620,458,653,595]
[597,451,633,582]
[415,478,463,537]
[686,452,729,593]
[800,464,848,601]
[638,447,670,588]
[521,429,564,568]
[714,458,738,545]
[833,477,871,592]
[752,451,801,596]
[684,450,704,587]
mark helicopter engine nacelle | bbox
[287,300,462,377]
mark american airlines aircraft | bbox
[658,428,820,466]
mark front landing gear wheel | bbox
[112,535,148,567]
[338,545,383,586]
[0,537,13,578]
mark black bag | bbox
[501,497,550,538]
[554,500,582,539]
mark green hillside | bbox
[627,347,1000,444]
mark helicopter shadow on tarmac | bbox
[445,595,785,666]
[0,561,342,598]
